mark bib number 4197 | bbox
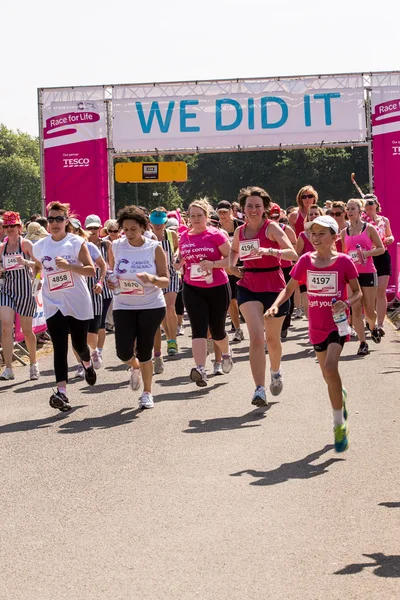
[307,271,338,295]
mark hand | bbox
[107,279,118,290]
[332,300,348,314]
[199,260,214,271]
[265,305,279,318]
[136,272,154,285]
[93,282,103,294]
[384,236,394,246]
[16,256,27,267]
[55,256,69,269]
[229,266,244,279]
[173,256,184,271]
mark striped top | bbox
[0,237,36,317]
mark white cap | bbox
[305,215,339,234]
[84,214,101,228]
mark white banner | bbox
[112,76,366,152]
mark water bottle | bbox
[356,244,366,266]
[332,298,351,336]
[106,269,121,296]
[32,273,42,297]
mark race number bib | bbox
[348,250,359,264]
[120,278,144,295]
[307,271,338,295]
[239,239,260,260]
[3,254,24,271]
[47,270,74,292]
[190,263,207,281]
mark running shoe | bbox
[357,342,369,356]
[334,422,349,453]
[377,326,385,337]
[232,328,244,342]
[213,362,223,376]
[350,327,357,337]
[82,362,97,386]
[167,340,178,356]
[222,348,233,374]
[270,372,283,397]
[49,389,71,412]
[342,387,348,421]
[177,324,185,337]
[0,367,14,380]
[370,327,382,344]
[139,391,154,409]
[29,362,40,381]
[190,366,208,387]
[229,322,235,333]
[281,329,288,339]
[153,356,164,375]
[293,308,302,319]
[91,350,102,370]
[75,365,85,378]
[251,386,268,407]
[129,367,142,391]
[207,338,214,355]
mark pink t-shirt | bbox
[299,231,314,255]
[179,226,229,288]
[290,253,358,344]
[343,223,376,274]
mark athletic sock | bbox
[82,360,91,369]
[58,386,67,396]
[270,369,281,377]
[154,351,161,357]
[333,408,345,426]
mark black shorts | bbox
[299,284,307,293]
[358,272,378,287]
[237,286,289,317]
[313,330,346,353]
[373,250,392,277]
[228,274,239,300]
[88,314,102,335]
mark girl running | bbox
[296,204,324,319]
[289,185,319,236]
[0,211,41,381]
[32,202,97,411]
[341,199,384,355]
[229,187,297,407]
[266,215,362,452]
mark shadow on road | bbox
[0,405,87,434]
[379,501,400,508]
[230,445,344,486]
[155,375,192,388]
[334,553,400,577]
[58,407,142,434]
[183,404,277,433]
[155,382,228,402]
[81,382,128,394]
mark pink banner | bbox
[42,91,109,225]
[397,244,400,300]
[371,88,400,286]
[15,290,47,344]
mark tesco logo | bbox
[63,158,90,168]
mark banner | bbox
[112,76,366,152]
[42,87,109,224]
[371,80,400,283]
[15,289,47,344]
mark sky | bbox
[1,0,398,137]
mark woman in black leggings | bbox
[176,199,233,387]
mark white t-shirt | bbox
[111,236,166,310]
[33,233,94,320]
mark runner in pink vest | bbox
[289,185,319,236]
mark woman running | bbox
[216,200,245,342]
[150,207,180,362]
[32,202,97,411]
[229,187,297,407]
[330,202,348,252]
[108,205,168,409]
[362,194,395,336]
[266,215,362,452]
[176,199,233,387]
[0,211,41,381]
[296,204,324,319]
[341,198,385,355]
[289,185,319,236]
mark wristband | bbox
[276,250,282,260]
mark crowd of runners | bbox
[0,183,395,453]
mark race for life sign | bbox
[112,76,366,152]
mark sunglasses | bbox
[87,226,100,230]
[3,224,19,229]
[301,194,315,199]
[48,216,67,223]
[365,201,376,206]
[108,229,119,233]
[331,211,344,217]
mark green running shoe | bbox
[334,422,349,453]
[342,387,348,421]
[167,340,178,356]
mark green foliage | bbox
[0,124,41,218]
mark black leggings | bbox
[46,311,91,384]
[282,266,294,332]
[114,307,166,363]
[100,297,113,329]
[183,282,231,340]
[175,289,184,316]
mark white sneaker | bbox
[270,372,283,396]
[91,350,102,370]
[207,338,214,355]
[293,308,302,319]
[153,355,164,374]
[75,365,85,378]
[0,367,15,380]
[232,328,244,342]
[222,348,233,374]
[29,362,40,380]
[251,386,268,407]
[129,367,142,391]
[190,366,208,387]
[177,324,184,336]
[213,362,223,376]
[139,391,154,409]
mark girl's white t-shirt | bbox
[32,233,94,320]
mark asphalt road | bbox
[1,318,399,600]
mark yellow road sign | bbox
[115,161,187,183]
